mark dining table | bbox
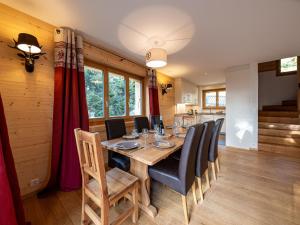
[101,131,186,218]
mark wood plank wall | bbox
[0,3,55,196]
[0,3,176,196]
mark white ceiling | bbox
[2,0,300,85]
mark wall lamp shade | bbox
[9,33,45,73]
[16,33,42,54]
[145,48,167,68]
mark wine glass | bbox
[142,128,149,146]
[173,121,179,136]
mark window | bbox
[84,66,104,118]
[279,56,297,75]
[84,62,144,122]
[108,72,126,117]
[203,89,226,109]
[129,78,142,116]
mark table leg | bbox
[130,159,158,218]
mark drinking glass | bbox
[173,122,179,136]
[153,124,159,134]
[132,129,138,137]
[142,128,149,146]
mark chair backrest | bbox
[195,121,215,177]
[134,116,150,133]
[74,128,109,204]
[179,123,204,194]
[208,118,224,162]
[105,118,127,140]
[150,115,160,129]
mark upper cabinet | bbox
[175,78,198,105]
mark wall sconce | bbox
[9,33,45,73]
[161,83,173,95]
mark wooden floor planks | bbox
[23,148,300,225]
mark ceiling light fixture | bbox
[145,48,167,68]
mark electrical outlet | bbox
[30,178,41,187]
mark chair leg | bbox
[82,191,89,225]
[192,182,197,204]
[205,169,210,190]
[132,183,139,223]
[196,177,204,203]
[181,195,189,225]
[216,157,220,173]
[211,162,217,181]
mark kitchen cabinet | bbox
[198,114,226,134]
[175,78,198,105]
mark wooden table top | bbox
[101,133,185,166]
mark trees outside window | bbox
[84,64,144,121]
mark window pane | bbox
[280,56,297,73]
[218,91,226,107]
[109,72,126,117]
[129,78,142,116]
[84,66,104,118]
[205,91,217,107]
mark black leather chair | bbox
[105,118,130,171]
[148,124,204,224]
[150,115,160,129]
[134,116,150,133]
[208,118,224,180]
[195,121,215,202]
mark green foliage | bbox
[84,67,142,118]
[84,67,104,118]
[109,73,126,116]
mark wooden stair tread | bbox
[259,111,299,118]
[258,122,300,131]
[262,105,297,112]
[258,128,300,138]
[258,116,300,124]
[259,135,300,147]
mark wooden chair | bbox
[74,128,139,225]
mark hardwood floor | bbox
[23,148,300,225]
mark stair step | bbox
[258,122,300,131]
[282,100,297,106]
[258,128,300,138]
[258,143,300,158]
[262,105,297,112]
[259,135,300,147]
[258,111,299,118]
[258,116,300,124]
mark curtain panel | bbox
[0,94,27,225]
[42,28,89,193]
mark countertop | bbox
[175,112,225,116]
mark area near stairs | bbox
[258,100,300,158]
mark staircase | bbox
[258,100,300,158]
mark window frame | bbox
[85,60,145,125]
[202,88,226,109]
[277,56,298,76]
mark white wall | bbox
[225,64,258,150]
[258,71,297,110]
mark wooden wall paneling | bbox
[156,72,175,126]
[0,3,55,195]
[83,42,146,77]
[258,60,278,73]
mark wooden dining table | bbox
[101,132,185,218]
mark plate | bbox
[115,141,140,150]
[122,134,139,140]
[152,140,175,149]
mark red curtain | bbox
[42,28,89,193]
[148,69,160,116]
[0,94,27,225]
